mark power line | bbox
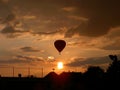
[0,66,44,77]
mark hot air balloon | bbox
[54,40,66,55]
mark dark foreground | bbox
[0,71,120,90]
[0,55,120,90]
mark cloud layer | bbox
[20,46,40,52]
[0,0,120,74]
[0,0,120,38]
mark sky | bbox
[0,0,120,77]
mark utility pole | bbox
[41,68,43,78]
[28,67,30,76]
[13,67,14,77]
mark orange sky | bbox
[0,0,120,77]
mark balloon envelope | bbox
[54,40,66,54]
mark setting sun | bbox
[57,62,63,69]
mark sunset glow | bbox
[0,0,120,77]
[57,62,63,69]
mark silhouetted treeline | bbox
[0,55,120,90]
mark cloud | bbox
[1,0,119,38]
[15,55,43,62]
[64,22,88,38]
[0,1,15,25]
[102,40,120,50]
[20,46,40,52]
[0,25,28,38]
[2,1,82,38]
[67,37,92,48]
[2,13,16,23]
[1,0,9,3]
[66,56,111,67]
[67,15,88,21]
[0,59,29,64]
[1,26,19,33]
[100,27,120,50]
[32,28,65,36]
[0,55,44,65]
[64,0,120,37]
[62,7,77,12]
[66,25,120,51]
[107,27,120,38]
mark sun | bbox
[57,62,63,69]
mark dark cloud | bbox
[1,26,19,34]
[0,59,29,64]
[32,29,65,36]
[102,40,120,50]
[20,46,40,52]
[66,56,111,67]
[1,0,120,38]
[100,27,120,50]
[0,25,28,38]
[0,0,14,24]
[0,55,43,64]
[10,0,64,16]
[64,0,120,37]
[65,21,111,37]
[3,13,16,23]
[16,55,43,62]
[107,27,120,38]
[0,2,23,38]
[4,0,84,36]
